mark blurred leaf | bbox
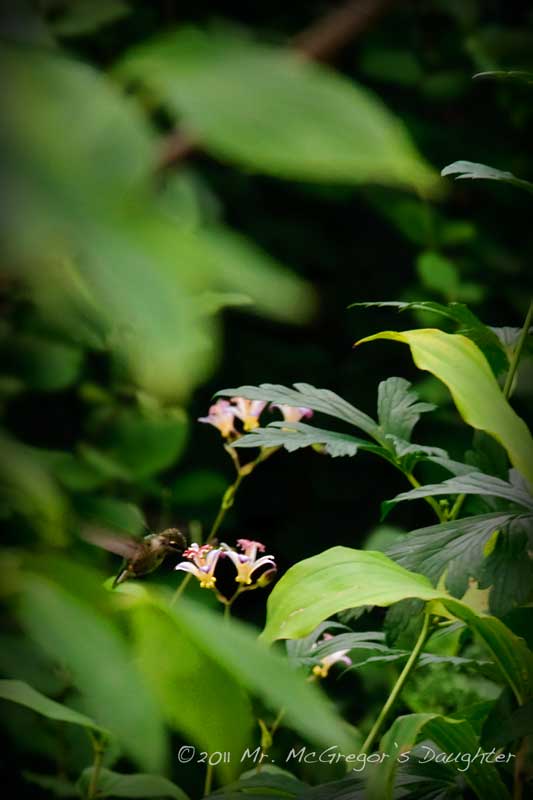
[1,335,83,391]
[377,377,435,442]
[357,329,533,486]
[78,767,189,799]
[0,679,103,731]
[233,421,386,458]
[217,383,379,438]
[131,603,253,782]
[479,523,533,615]
[22,772,79,798]
[441,161,533,194]
[154,594,356,754]
[0,433,67,545]
[17,574,168,772]
[261,548,443,643]
[206,768,307,798]
[368,714,509,800]
[172,470,227,505]
[118,26,438,192]
[416,251,459,298]
[360,47,423,87]
[50,0,130,37]
[95,407,189,480]
[76,497,146,535]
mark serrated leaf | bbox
[383,472,533,517]
[377,377,435,442]
[118,27,438,192]
[385,511,527,599]
[441,160,533,194]
[233,421,386,458]
[217,383,379,437]
[0,680,103,732]
[356,329,533,487]
[78,767,189,799]
[368,714,509,800]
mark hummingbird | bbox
[82,527,187,587]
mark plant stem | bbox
[203,762,214,797]
[405,472,445,522]
[503,299,532,399]
[360,612,433,755]
[447,492,465,521]
[87,734,105,799]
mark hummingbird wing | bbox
[81,527,143,559]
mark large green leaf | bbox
[357,329,533,488]
[118,27,438,192]
[261,547,533,704]
[261,547,444,643]
[368,714,510,800]
[17,575,167,772]
[217,383,379,438]
[0,680,103,732]
[353,301,509,377]
[131,603,253,782]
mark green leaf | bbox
[217,383,379,438]
[416,251,460,297]
[233,421,386,458]
[165,596,356,755]
[261,547,444,643]
[385,511,527,599]
[131,603,253,782]
[353,300,509,378]
[0,680,103,732]
[474,70,533,84]
[17,574,168,772]
[441,161,533,195]
[377,377,435,442]
[50,0,130,37]
[78,767,189,799]
[368,714,510,800]
[383,472,533,515]
[206,768,308,799]
[76,496,146,535]
[2,335,84,391]
[260,546,533,703]
[356,329,533,488]
[118,27,438,192]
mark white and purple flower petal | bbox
[270,404,314,423]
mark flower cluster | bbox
[198,397,313,439]
[176,538,277,596]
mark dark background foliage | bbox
[1,1,533,797]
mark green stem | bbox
[203,762,214,797]
[87,733,105,799]
[503,300,533,399]
[360,612,433,755]
[405,472,445,522]
[447,492,465,521]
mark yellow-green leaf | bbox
[357,329,533,488]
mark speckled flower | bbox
[231,398,267,431]
[175,543,222,589]
[270,404,314,423]
[312,633,352,679]
[198,399,237,438]
[221,538,277,586]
